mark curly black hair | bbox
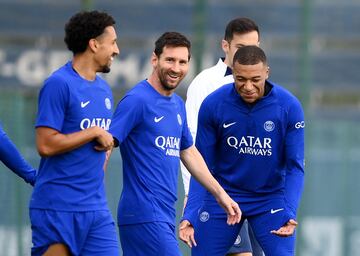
[64,10,115,55]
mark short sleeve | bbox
[36,75,69,131]
[180,103,193,151]
[110,94,143,144]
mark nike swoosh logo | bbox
[223,122,236,128]
[154,116,164,123]
[270,208,284,214]
[81,101,90,108]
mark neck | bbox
[223,56,231,68]
[147,73,173,97]
[72,55,97,81]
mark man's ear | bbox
[88,38,98,53]
[150,52,158,67]
[266,66,270,79]
[221,39,229,55]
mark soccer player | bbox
[180,45,305,256]
[110,31,241,256]
[30,11,120,255]
[180,17,263,256]
[0,122,36,185]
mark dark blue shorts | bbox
[227,219,264,255]
[30,209,119,256]
[119,221,181,256]
[192,198,295,256]
[227,219,252,254]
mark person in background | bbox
[0,121,36,186]
[30,10,120,255]
[180,17,263,256]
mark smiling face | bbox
[150,45,190,95]
[233,61,269,104]
[93,26,120,73]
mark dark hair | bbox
[233,45,267,66]
[224,17,260,42]
[64,10,115,55]
[154,32,191,60]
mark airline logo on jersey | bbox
[80,118,111,131]
[155,136,180,157]
[227,135,272,156]
[295,121,305,129]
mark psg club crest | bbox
[105,98,111,110]
[199,211,210,222]
[264,120,275,132]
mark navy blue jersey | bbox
[184,81,304,223]
[110,80,193,226]
[0,122,36,185]
[31,61,113,211]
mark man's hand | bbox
[94,129,114,151]
[180,146,241,225]
[271,219,298,237]
[179,220,197,248]
[103,148,113,172]
[215,191,242,225]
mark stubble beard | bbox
[158,70,182,92]
[100,65,111,74]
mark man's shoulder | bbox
[203,83,233,105]
[172,92,185,103]
[191,62,225,82]
[43,71,70,93]
[120,80,159,110]
[269,81,302,108]
[95,74,110,86]
[45,62,74,85]
[51,61,71,76]
[124,80,147,98]
[196,64,220,77]
[187,68,232,98]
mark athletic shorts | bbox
[30,209,119,256]
[192,198,295,256]
[248,223,265,256]
[119,221,181,256]
[227,219,252,254]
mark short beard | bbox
[99,65,111,74]
[159,76,178,91]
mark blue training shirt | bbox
[31,61,113,211]
[184,81,305,223]
[0,122,37,185]
[110,80,193,226]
